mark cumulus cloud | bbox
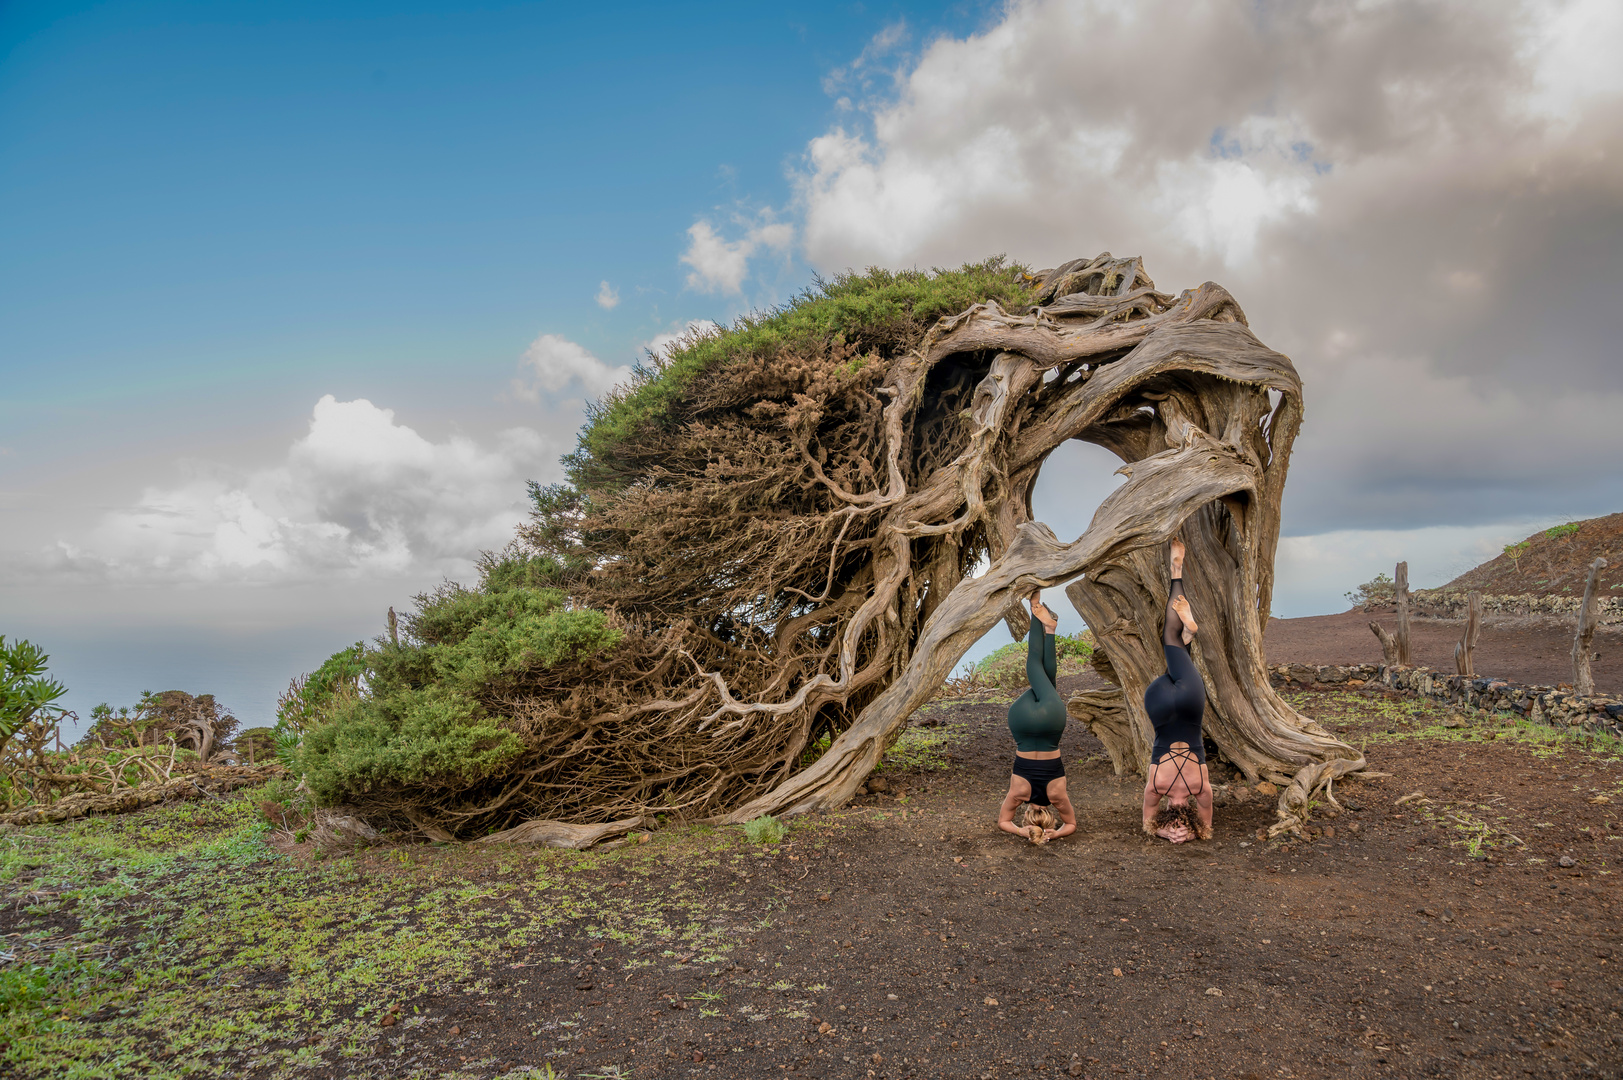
[511,333,632,401]
[680,218,794,294]
[46,396,559,585]
[789,0,1623,538]
[595,280,620,310]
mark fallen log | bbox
[474,815,644,849]
[0,763,286,828]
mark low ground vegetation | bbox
[4,689,1618,1079]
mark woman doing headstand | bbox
[1141,538,1213,844]
[998,592,1077,844]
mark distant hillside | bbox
[1439,513,1622,598]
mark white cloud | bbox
[679,218,795,294]
[595,280,620,310]
[511,333,632,401]
[783,0,1623,534]
[45,396,560,585]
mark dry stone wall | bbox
[1404,590,1622,626]
[1268,662,1623,742]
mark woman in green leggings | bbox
[997,592,1077,844]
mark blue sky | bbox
[3,0,982,451]
[4,0,1622,726]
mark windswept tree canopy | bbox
[293,254,1361,838]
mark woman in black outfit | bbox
[1140,538,1213,843]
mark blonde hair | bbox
[1022,803,1059,844]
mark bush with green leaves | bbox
[1344,572,1396,608]
[973,631,1095,691]
[284,553,624,818]
[741,814,785,846]
[0,636,74,809]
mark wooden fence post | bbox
[1455,590,1481,677]
[1395,562,1411,666]
[1573,557,1608,697]
[1368,560,1412,667]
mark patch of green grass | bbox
[1283,690,1623,761]
[878,722,967,773]
[0,785,815,1079]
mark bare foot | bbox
[1170,594,1198,641]
[1170,537,1186,567]
[1030,595,1058,634]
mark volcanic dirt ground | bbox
[6,689,1621,1080]
[434,689,1621,1080]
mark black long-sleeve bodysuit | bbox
[1143,578,1207,765]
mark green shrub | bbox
[296,688,524,803]
[286,577,622,806]
[233,726,277,762]
[0,636,68,742]
[1545,522,1581,541]
[569,258,1031,484]
[1344,572,1395,608]
[973,631,1094,691]
[742,814,785,846]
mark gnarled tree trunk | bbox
[725,255,1363,836]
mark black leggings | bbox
[1144,577,1207,796]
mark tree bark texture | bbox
[1573,558,1608,697]
[1455,590,1482,678]
[1395,562,1412,666]
[1370,621,1400,666]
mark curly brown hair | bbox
[1146,801,1212,841]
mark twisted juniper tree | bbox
[300,254,1360,838]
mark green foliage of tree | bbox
[1503,540,1531,570]
[286,551,623,808]
[569,258,1032,485]
[1345,571,1396,607]
[1,637,68,738]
